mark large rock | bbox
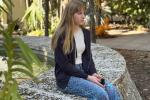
[0,36,142,100]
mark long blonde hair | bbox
[51,0,84,54]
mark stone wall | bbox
[0,36,142,100]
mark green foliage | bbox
[0,0,14,14]
[27,29,44,36]
[0,20,42,100]
[21,0,43,31]
[49,0,59,16]
[108,0,150,26]
[49,16,60,35]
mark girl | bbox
[51,0,121,100]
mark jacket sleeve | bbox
[54,37,88,79]
[88,52,97,75]
[86,30,97,75]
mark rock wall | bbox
[0,36,142,100]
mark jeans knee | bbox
[99,92,109,100]
[105,84,121,100]
[93,90,109,100]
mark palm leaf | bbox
[11,68,34,78]
[7,20,17,36]
[12,61,33,72]
[0,0,14,13]
[8,79,22,100]
[0,6,7,13]
[21,7,32,21]
[16,38,42,66]
[22,0,44,29]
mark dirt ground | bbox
[115,49,150,100]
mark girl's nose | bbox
[82,14,85,19]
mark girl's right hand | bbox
[87,75,105,88]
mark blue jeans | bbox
[60,64,121,100]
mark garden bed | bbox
[115,49,150,100]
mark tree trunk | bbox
[44,0,50,36]
[96,8,101,25]
[88,0,96,43]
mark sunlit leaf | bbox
[11,68,34,78]
[0,6,8,13]
[12,61,33,72]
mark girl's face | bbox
[73,8,85,26]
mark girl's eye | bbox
[77,12,82,14]
[78,12,84,15]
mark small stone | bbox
[143,88,149,91]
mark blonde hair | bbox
[51,0,84,54]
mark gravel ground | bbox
[114,49,150,100]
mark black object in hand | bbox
[100,78,105,85]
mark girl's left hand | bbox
[92,73,103,80]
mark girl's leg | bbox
[105,80,122,100]
[62,76,109,100]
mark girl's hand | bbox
[92,73,103,80]
[87,75,105,88]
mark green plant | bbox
[21,0,43,30]
[27,29,44,36]
[0,0,13,14]
[0,20,42,100]
[49,16,60,35]
[108,0,150,27]
[0,0,14,28]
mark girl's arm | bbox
[55,37,88,79]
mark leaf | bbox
[0,6,8,13]
[0,79,21,100]
[21,7,32,22]
[7,20,17,36]
[16,38,42,66]
[1,0,14,13]
[11,68,34,78]
[9,80,22,100]
[12,61,33,72]
[125,8,132,13]
[114,4,119,9]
